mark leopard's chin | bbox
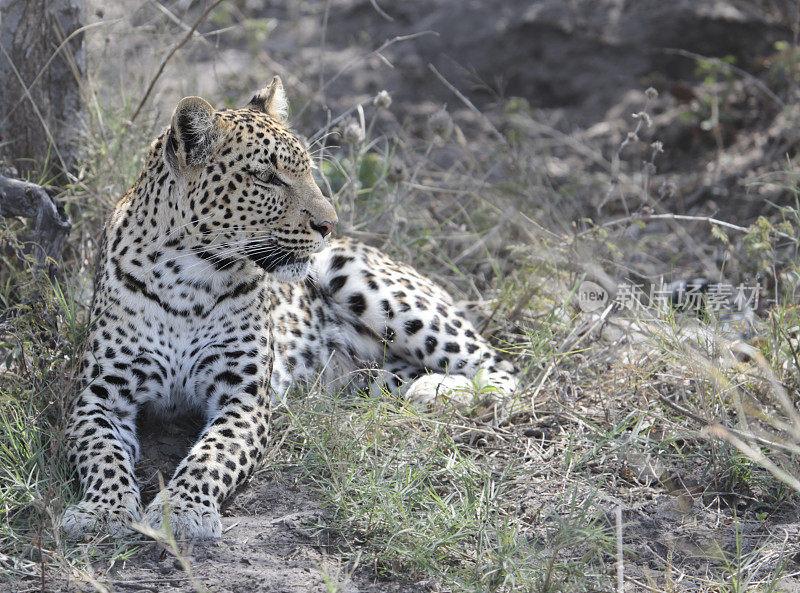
[270,259,311,283]
[247,246,310,281]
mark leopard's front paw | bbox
[404,373,475,406]
[145,491,222,539]
[61,498,141,538]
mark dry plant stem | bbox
[709,88,724,183]
[297,31,438,120]
[657,395,800,455]
[615,506,623,593]
[627,577,669,593]
[639,144,662,206]
[592,213,749,235]
[662,48,786,109]
[506,286,538,325]
[451,214,509,266]
[600,94,656,216]
[514,115,612,172]
[318,0,331,108]
[74,568,111,593]
[776,316,800,376]
[308,94,380,145]
[530,303,614,408]
[369,0,394,21]
[705,425,800,493]
[732,342,800,441]
[131,482,207,592]
[314,110,336,201]
[0,43,69,175]
[129,0,225,124]
[581,211,740,278]
[649,203,727,278]
[427,63,507,145]
[113,578,199,587]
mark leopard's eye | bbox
[247,168,286,187]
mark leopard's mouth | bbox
[242,244,311,281]
[246,249,307,272]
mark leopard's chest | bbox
[132,313,270,416]
[100,269,273,417]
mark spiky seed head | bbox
[428,107,453,141]
[428,107,453,140]
[387,162,406,184]
[342,122,364,145]
[374,90,392,110]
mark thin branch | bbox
[662,48,786,109]
[0,173,72,274]
[296,30,438,119]
[658,395,800,455]
[585,213,749,236]
[129,0,225,124]
[428,63,507,144]
[148,0,214,49]
[369,0,394,21]
[0,42,69,175]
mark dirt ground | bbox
[110,420,427,593]
[3,416,426,593]
[27,402,795,592]
[100,401,800,593]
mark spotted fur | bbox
[62,78,518,539]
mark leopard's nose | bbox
[310,219,335,237]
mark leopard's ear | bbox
[247,75,288,122]
[166,96,218,172]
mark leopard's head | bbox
[163,77,337,281]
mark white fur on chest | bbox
[110,268,269,416]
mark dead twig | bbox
[428,63,506,144]
[297,31,438,119]
[369,0,394,21]
[662,48,786,109]
[129,0,225,124]
[586,213,749,236]
[0,173,71,275]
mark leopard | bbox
[61,77,519,540]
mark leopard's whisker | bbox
[142,231,285,273]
